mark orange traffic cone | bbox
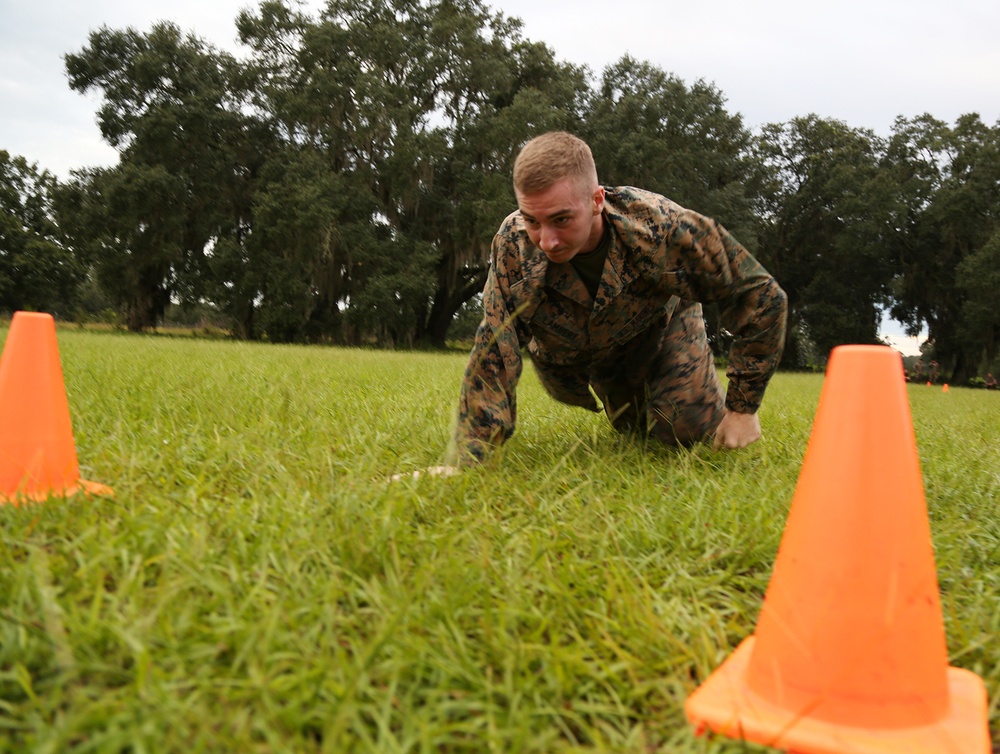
[685,345,988,754]
[942,384,949,394]
[0,311,112,504]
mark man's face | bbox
[516,178,605,264]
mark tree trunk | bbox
[422,269,487,349]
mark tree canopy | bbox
[2,0,999,381]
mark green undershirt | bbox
[570,222,612,301]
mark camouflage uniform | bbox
[451,186,788,465]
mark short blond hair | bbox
[513,131,599,195]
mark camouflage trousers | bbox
[589,300,726,447]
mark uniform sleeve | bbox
[671,212,788,414]
[448,250,526,466]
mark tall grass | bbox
[1,328,997,753]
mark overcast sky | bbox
[4,0,995,352]
[4,0,999,180]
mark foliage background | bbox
[1,0,999,382]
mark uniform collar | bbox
[517,209,630,316]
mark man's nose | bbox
[539,224,559,250]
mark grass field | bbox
[1,327,997,753]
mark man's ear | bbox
[592,185,605,215]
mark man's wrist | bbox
[724,399,760,415]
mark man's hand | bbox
[390,465,460,482]
[713,410,762,451]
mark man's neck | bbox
[582,213,606,254]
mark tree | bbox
[956,229,1000,374]
[752,116,895,366]
[57,163,185,331]
[886,114,1000,383]
[236,0,589,345]
[244,146,386,343]
[0,151,82,316]
[414,9,590,346]
[584,56,756,241]
[65,22,263,331]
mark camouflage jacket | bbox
[450,186,788,464]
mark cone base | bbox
[0,477,114,505]
[685,637,989,754]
